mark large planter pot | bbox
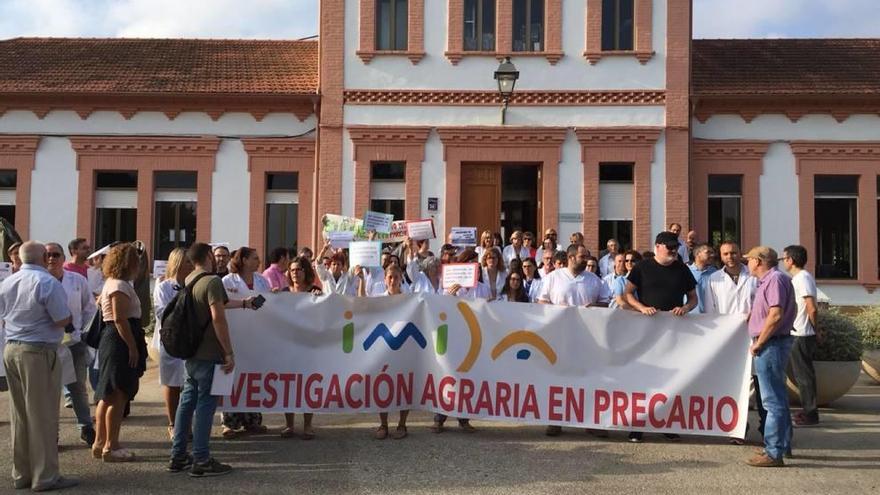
[786,360,861,406]
[146,335,161,363]
[862,349,880,384]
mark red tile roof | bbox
[693,39,880,96]
[0,38,318,95]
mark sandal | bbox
[222,427,238,439]
[459,422,477,433]
[245,424,268,434]
[102,448,135,463]
[392,426,408,440]
[301,426,315,440]
[91,444,103,459]
[430,421,445,433]
[280,427,295,438]
[375,425,388,440]
[167,426,175,441]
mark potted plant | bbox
[787,308,863,405]
[853,305,880,383]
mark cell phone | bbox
[251,294,266,310]
[64,323,76,334]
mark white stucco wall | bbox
[421,131,446,252]
[558,130,584,240]
[693,113,880,306]
[344,0,667,91]
[650,132,666,238]
[0,109,315,247]
[344,105,665,127]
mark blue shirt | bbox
[603,273,628,309]
[0,264,72,344]
[688,263,717,313]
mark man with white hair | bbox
[0,241,77,491]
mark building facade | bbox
[0,1,878,305]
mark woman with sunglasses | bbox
[497,272,530,303]
[480,247,507,301]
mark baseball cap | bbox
[654,231,679,248]
[744,246,778,262]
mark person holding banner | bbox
[152,247,193,440]
[744,246,796,468]
[220,247,272,438]
[356,263,412,439]
[282,256,322,439]
[623,231,697,443]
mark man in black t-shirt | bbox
[625,231,697,315]
[622,231,698,443]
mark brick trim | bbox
[693,97,880,124]
[585,0,654,64]
[664,0,692,232]
[357,0,426,64]
[791,141,880,287]
[437,126,566,235]
[0,135,39,238]
[242,138,316,259]
[344,88,666,105]
[348,126,431,221]
[575,127,661,251]
[0,93,315,122]
[318,0,346,247]
[69,136,219,259]
[445,0,564,65]
[691,140,770,251]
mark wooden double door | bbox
[460,163,540,240]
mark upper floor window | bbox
[376,0,408,51]
[464,0,496,51]
[601,0,634,51]
[513,0,544,52]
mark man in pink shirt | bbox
[262,247,290,290]
[62,238,90,278]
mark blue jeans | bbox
[171,359,219,463]
[66,342,94,430]
[754,336,793,460]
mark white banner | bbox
[217,293,751,438]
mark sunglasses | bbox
[47,252,64,259]
[625,259,635,263]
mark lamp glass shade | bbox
[494,57,519,97]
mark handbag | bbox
[83,305,105,349]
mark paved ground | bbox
[0,364,878,494]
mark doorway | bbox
[460,163,539,241]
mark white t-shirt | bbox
[791,270,817,337]
[537,268,610,306]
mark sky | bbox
[1,0,880,40]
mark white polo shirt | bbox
[791,270,817,337]
[537,268,610,306]
[703,265,757,315]
[502,245,530,265]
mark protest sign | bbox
[450,227,478,247]
[321,214,407,244]
[328,231,355,249]
[441,263,480,289]
[153,260,167,279]
[406,219,436,240]
[363,211,395,234]
[349,241,382,268]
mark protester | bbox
[598,239,620,277]
[87,247,108,297]
[46,242,97,446]
[168,243,256,477]
[282,256,321,439]
[538,243,610,436]
[358,263,412,439]
[668,223,690,263]
[63,238,91,278]
[538,248,555,276]
[535,228,560,262]
[602,253,628,309]
[782,244,820,427]
[262,247,290,291]
[703,241,757,445]
[497,272,530,302]
[315,243,358,295]
[492,232,504,248]
[521,257,542,302]
[480,247,507,300]
[152,247,193,440]
[213,245,231,278]
[7,241,21,272]
[623,231,697,442]
[0,241,77,491]
[685,230,697,262]
[93,243,147,462]
[688,243,717,313]
[585,256,600,277]
[475,230,494,260]
[569,232,584,247]
[522,231,537,258]
[744,246,796,467]
[220,247,271,437]
[502,230,529,265]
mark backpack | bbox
[159,272,213,359]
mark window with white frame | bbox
[707,175,742,247]
[598,163,633,251]
[370,162,405,220]
[95,171,138,249]
[0,170,16,226]
[153,171,197,260]
[814,175,859,279]
[265,172,299,261]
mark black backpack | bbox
[159,272,212,359]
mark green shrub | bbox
[815,309,863,361]
[853,305,880,351]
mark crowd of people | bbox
[0,221,822,488]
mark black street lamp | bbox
[494,56,519,125]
